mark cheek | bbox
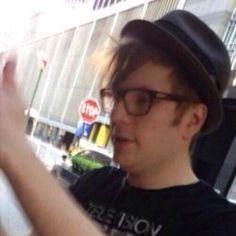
[135,114,174,150]
[135,117,164,147]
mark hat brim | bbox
[121,20,222,134]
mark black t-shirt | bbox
[70,166,236,236]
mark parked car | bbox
[53,149,113,188]
[71,149,112,176]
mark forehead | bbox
[116,62,174,91]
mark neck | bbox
[126,154,198,190]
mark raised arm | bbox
[0,56,104,236]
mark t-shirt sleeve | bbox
[69,168,101,200]
[69,166,121,203]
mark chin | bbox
[113,152,124,164]
[113,153,133,171]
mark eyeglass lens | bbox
[101,90,152,115]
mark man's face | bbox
[110,62,188,174]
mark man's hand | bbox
[0,55,104,236]
[0,55,28,168]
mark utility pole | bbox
[25,51,48,131]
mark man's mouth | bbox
[112,134,134,146]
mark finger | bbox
[2,57,17,91]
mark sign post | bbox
[25,51,48,130]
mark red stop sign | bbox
[79,98,101,124]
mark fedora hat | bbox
[121,10,231,134]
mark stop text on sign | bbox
[79,98,101,124]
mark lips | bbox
[112,133,134,147]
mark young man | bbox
[70,10,236,235]
[0,9,235,236]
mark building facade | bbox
[9,0,182,152]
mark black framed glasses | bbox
[100,88,197,116]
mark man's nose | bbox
[111,99,130,124]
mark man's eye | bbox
[136,95,149,104]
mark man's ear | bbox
[182,103,208,139]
